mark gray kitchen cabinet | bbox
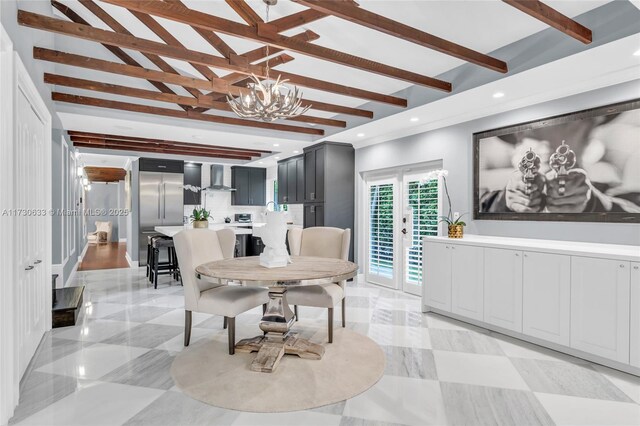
[183,162,202,205]
[277,154,304,204]
[231,166,266,206]
[302,142,354,260]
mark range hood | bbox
[204,164,235,192]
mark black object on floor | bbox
[52,286,84,328]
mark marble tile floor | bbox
[9,267,640,426]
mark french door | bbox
[365,167,441,295]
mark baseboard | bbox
[78,242,88,261]
[125,252,138,268]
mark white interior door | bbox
[364,166,442,294]
[15,86,48,378]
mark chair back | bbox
[173,228,235,310]
[288,227,350,261]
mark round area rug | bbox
[171,328,385,412]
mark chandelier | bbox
[226,0,310,122]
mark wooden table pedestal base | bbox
[236,334,325,373]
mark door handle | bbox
[157,183,161,219]
[310,206,315,213]
[401,229,407,235]
[310,192,315,200]
[34,260,42,264]
[25,265,34,271]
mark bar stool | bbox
[146,235,162,280]
[150,236,181,289]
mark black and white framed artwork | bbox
[474,99,640,223]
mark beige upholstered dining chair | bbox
[173,228,269,354]
[286,226,351,343]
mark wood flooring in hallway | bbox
[78,242,130,271]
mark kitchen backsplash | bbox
[183,164,303,225]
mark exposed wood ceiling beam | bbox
[73,138,257,160]
[19,11,407,106]
[52,93,325,135]
[126,8,220,82]
[225,0,262,26]
[75,0,205,102]
[44,73,347,128]
[100,0,450,92]
[73,139,255,161]
[293,0,508,73]
[50,1,188,110]
[68,131,270,155]
[83,166,127,182]
[502,0,592,44]
[34,48,372,118]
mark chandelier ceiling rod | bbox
[226,0,311,122]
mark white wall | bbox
[355,80,640,264]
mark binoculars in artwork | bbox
[518,141,576,196]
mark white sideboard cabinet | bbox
[423,235,640,375]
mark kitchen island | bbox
[154,224,252,237]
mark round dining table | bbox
[195,256,358,373]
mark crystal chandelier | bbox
[226,0,310,122]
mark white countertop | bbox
[155,225,253,237]
[424,234,640,262]
[155,223,302,238]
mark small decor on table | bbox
[259,211,291,268]
[224,216,231,223]
[190,208,210,229]
[424,169,467,239]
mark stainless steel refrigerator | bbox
[139,171,184,266]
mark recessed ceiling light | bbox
[273,143,279,147]
[357,133,365,137]
[410,117,419,122]
[275,156,280,159]
[293,150,300,154]
[634,49,640,56]
[258,161,264,164]
[309,123,316,127]
[493,92,505,99]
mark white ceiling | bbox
[78,152,134,168]
[49,0,628,166]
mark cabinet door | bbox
[183,163,201,205]
[286,160,297,203]
[631,262,640,368]
[303,204,316,228]
[314,146,325,202]
[571,257,630,363]
[315,204,324,226]
[277,162,287,204]
[249,168,266,206]
[423,242,452,312]
[304,149,315,202]
[522,252,570,345]
[451,244,484,320]
[231,168,250,205]
[295,156,304,203]
[484,248,523,332]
